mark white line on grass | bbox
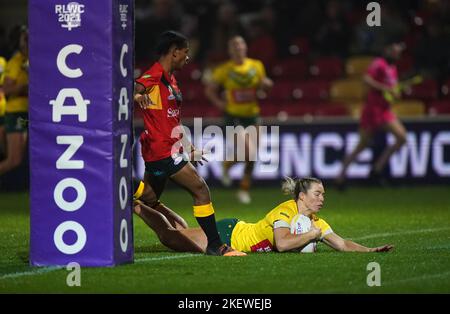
[0,254,198,280]
[351,227,450,241]
[134,253,198,264]
[1,227,448,281]
[0,266,63,280]
[384,271,450,286]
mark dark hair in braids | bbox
[281,177,323,201]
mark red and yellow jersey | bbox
[4,51,28,113]
[0,56,6,117]
[135,62,183,162]
[230,200,333,252]
[212,58,266,117]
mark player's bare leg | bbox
[237,126,258,204]
[373,119,407,174]
[170,163,246,256]
[134,201,203,253]
[222,131,239,187]
[138,173,187,230]
[179,227,208,252]
[336,128,373,186]
[153,202,188,230]
[170,162,211,205]
[0,132,27,175]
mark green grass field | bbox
[0,186,449,293]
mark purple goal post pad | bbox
[29,0,134,266]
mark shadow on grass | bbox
[18,251,29,265]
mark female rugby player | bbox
[133,177,394,253]
[134,31,245,256]
[336,40,407,188]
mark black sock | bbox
[196,214,222,249]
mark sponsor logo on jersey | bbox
[167,108,180,118]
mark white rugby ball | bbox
[290,214,317,253]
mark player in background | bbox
[134,30,245,256]
[0,26,28,176]
[336,40,407,188]
[204,35,273,204]
[0,56,7,160]
[133,177,394,254]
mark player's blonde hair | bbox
[282,177,323,200]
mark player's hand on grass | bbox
[134,93,153,109]
[370,244,394,252]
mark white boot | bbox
[237,190,251,204]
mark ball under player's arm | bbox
[273,225,322,252]
[322,232,394,252]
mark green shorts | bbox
[224,113,260,128]
[0,115,4,126]
[216,218,239,246]
[5,112,28,133]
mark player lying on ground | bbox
[133,177,394,253]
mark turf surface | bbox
[0,186,449,293]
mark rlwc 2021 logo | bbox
[55,2,85,31]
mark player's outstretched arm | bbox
[323,232,394,253]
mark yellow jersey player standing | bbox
[0,26,29,176]
[205,35,273,204]
[0,56,7,159]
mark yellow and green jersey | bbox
[0,56,6,117]
[212,58,266,117]
[230,200,333,252]
[4,52,28,113]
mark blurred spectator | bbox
[414,20,450,81]
[0,26,8,59]
[204,1,246,63]
[314,0,351,58]
[352,2,409,55]
[0,55,6,160]
[0,26,28,177]
[135,0,184,65]
[246,17,277,67]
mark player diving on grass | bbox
[133,177,394,254]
